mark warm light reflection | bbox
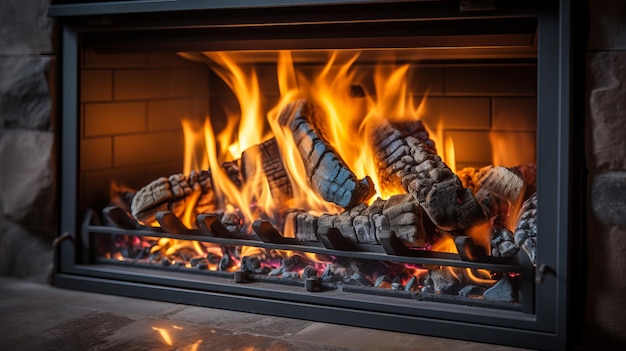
[152,327,173,346]
[151,325,203,350]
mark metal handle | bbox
[535,264,556,285]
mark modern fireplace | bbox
[49,1,578,349]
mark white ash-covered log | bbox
[130,171,216,225]
[371,120,486,231]
[514,192,537,265]
[457,165,536,259]
[278,99,375,209]
[283,193,429,247]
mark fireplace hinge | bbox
[459,0,495,12]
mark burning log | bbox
[278,99,375,209]
[241,138,293,210]
[473,166,526,216]
[284,193,428,247]
[372,121,485,231]
[457,165,537,259]
[131,171,216,225]
[514,192,537,265]
[131,137,296,227]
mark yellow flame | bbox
[430,234,458,254]
[445,136,456,175]
[182,119,209,174]
[465,268,497,285]
[465,221,491,256]
[203,52,269,159]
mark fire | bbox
[203,52,270,159]
[176,51,487,231]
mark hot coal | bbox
[219,251,232,271]
[281,271,300,279]
[425,268,463,295]
[190,257,207,267]
[301,265,318,279]
[483,277,516,302]
[458,285,486,297]
[347,272,374,287]
[491,227,518,257]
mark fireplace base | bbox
[3,277,530,350]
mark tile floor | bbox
[0,277,530,350]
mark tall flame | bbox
[203,52,270,159]
[360,63,429,199]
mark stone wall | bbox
[585,0,626,347]
[0,0,54,282]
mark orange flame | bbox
[360,63,429,199]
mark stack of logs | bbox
[127,98,538,264]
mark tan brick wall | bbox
[80,52,210,209]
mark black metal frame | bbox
[50,1,574,349]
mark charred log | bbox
[130,171,215,225]
[131,137,296,227]
[241,138,293,210]
[474,166,526,217]
[372,121,485,231]
[278,99,375,209]
[285,193,428,247]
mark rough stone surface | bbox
[0,0,52,55]
[588,0,626,51]
[0,57,51,130]
[585,223,626,347]
[586,51,626,170]
[0,129,55,234]
[0,218,53,281]
[591,172,626,226]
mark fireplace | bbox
[49,1,578,349]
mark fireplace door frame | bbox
[50,1,574,349]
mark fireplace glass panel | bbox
[78,32,538,310]
[51,1,574,347]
